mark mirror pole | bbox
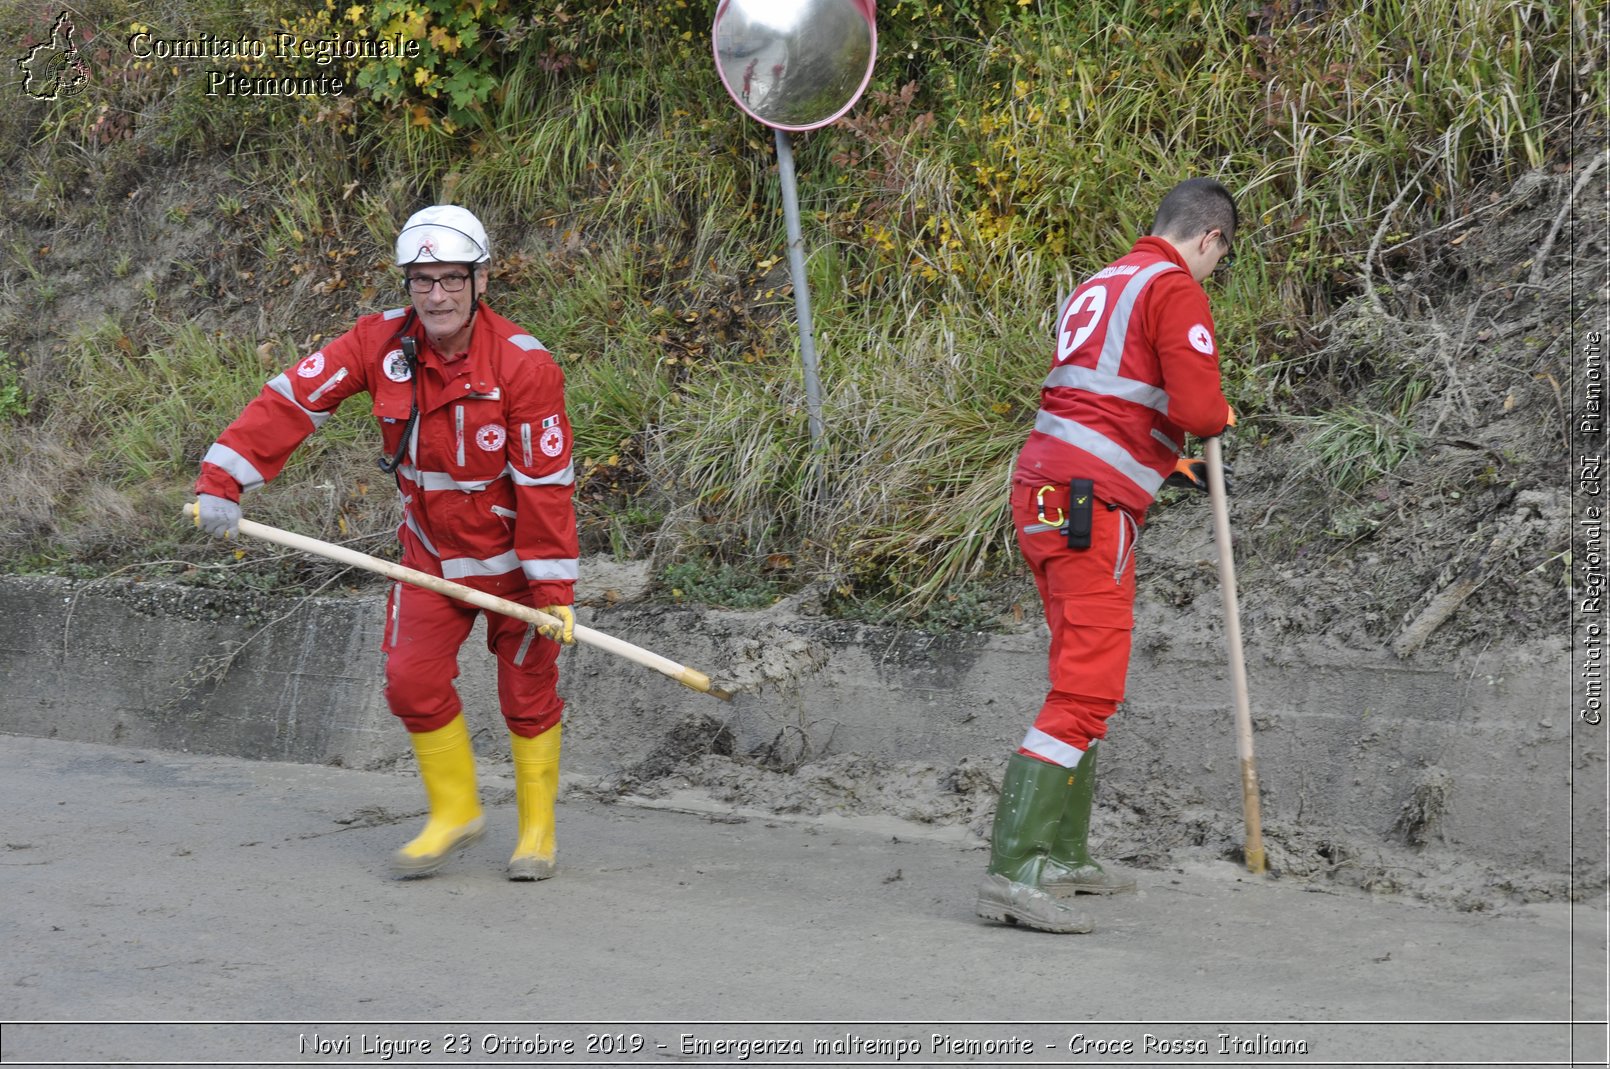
[774,128,826,455]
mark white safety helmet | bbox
[395,205,491,267]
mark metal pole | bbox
[774,128,826,451]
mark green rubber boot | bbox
[975,753,1094,934]
[1041,741,1137,895]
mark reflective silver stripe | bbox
[425,472,494,492]
[306,367,349,404]
[514,625,538,665]
[402,511,440,557]
[1034,410,1165,495]
[521,424,533,467]
[397,463,498,493]
[424,471,497,493]
[382,307,408,320]
[491,504,517,519]
[1021,728,1085,770]
[507,334,546,352]
[521,557,580,582]
[454,405,465,466]
[441,549,523,580]
[1042,364,1169,413]
[388,583,403,645]
[507,462,574,488]
[1095,261,1181,376]
[265,373,332,429]
[1151,428,1180,453]
[202,443,266,490]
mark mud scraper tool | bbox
[183,505,733,701]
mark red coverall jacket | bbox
[1008,237,1231,761]
[1014,236,1232,515]
[194,303,578,608]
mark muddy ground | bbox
[1,734,1604,1068]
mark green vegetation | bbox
[0,352,29,423]
[0,0,1593,615]
[661,559,786,610]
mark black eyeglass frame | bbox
[404,272,474,294]
[1212,229,1236,274]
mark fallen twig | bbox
[1529,150,1608,287]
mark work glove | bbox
[194,494,241,539]
[1163,458,1234,494]
[536,604,575,644]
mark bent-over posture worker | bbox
[194,205,579,881]
[977,178,1238,933]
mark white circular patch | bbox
[295,351,325,378]
[1187,324,1215,354]
[539,425,564,458]
[475,424,506,452]
[383,349,412,383]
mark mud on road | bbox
[0,734,1604,1068]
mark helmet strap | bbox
[465,268,482,335]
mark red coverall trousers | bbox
[380,533,563,739]
[1011,479,1140,767]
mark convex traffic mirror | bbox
[713,0,876,131]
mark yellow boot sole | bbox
[390,815,487,879]
[506,853,556,881]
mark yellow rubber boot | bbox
[508,725,561,881]
[391,714,485,879]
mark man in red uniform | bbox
[976,178,1238,933]
[194,205,579,882]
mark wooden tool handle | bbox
[1204,437,1266,874]
[184,505,729,699]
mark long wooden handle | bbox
[1204,437,1266,874]
[184,505,731,700]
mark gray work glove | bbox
[194,494,241,539]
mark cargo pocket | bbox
[1047,594,1134,703]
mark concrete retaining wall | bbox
[0,574,1597,878]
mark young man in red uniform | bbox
[976,178,1238,933]
[194,205,579,882]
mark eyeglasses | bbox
[1212,230,1235,274]
[405,272,472,294]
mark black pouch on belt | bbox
[1067,478,1094,549]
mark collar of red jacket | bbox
[408,301,504,407]
[1128,234,1191,271]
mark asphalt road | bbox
[0,735,1604,1067]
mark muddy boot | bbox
[1042,741,1137,895]
[391,714,486,879]
[975,753,1094,934]
[507,725,560,881]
